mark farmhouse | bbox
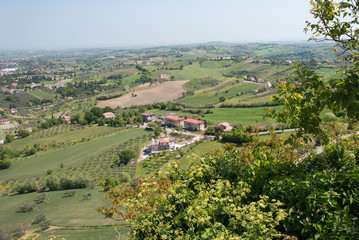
[102,112,116,119]
[150,138,171,151]
[10,108,17,114]
[216,122,233,132]
[63,116,71,123]
[165,115,184,128]
[184,118,205,131]
[0,138,4,144]
[141,112,156,122]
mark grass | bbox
[121,72,141,86]
[203,106,282,125]
[6,125,121,152]
[0,128,147,181]
[183,78,220,91]
[38,227,127,240]
[179,82,258,107]
[177,141,224,170]
[0,188,127,239]
[30,90,57,100]
[171,62,225,80]
[137,151,179,176]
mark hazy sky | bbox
[1,0,313,50]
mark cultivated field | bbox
[97,80,188,108]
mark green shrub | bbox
[0,159,11,169]
[83,193,92,200]
[39,219,52,230]
[118,172,130,183]
[18,203,36,213]
[36,193,47,203]
[64,190,76,197]
[45,175,61,191]
[15,181,39,194]
[118,149,136,165]
[33,214,47,224]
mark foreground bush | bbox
[99,135,359,239]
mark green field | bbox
[177,140,224,169]
[183,78,220,91]
[0,188,124,239]
[30,90,57,100]
[6,125,122,152]
[171,62,225,80]
[0,128,147,181]
[121,72,141,85]
[179,82,258,107]
[203,106,282,125]
[0,127,150,238]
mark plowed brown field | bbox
[97,80,188,108]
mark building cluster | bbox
[0,68,18,77]
[142,112,205,131]
[0,119,10,125]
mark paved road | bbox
[257,128,298,135]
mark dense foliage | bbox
[100,133,359,239]
[118,149,136,165]
[221,125,253,144]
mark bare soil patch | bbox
[97,80,188,108]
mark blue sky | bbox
[1,0,313,50]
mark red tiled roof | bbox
[142,112,155,116]
[165,115,184,121]
[184,118,204,124]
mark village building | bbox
[63,116,71,123]
[184,118,205,131]
[165,115,184,128]
[150,138,171,151]
[160,73,171,79]
[216,122,233,132]
[30,83,41,89]
[103,112,116,119]
[141,112,156,122]
[0,119,10,125]
[54,84,65,88]
[10,108,17,114]
[162,113,178,118]
[0,138,4,144]
[257,78,265,83]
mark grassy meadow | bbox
[203,106,282,125]
[0,126,151,238]
[0,189,124,240]
[0,128,147,181]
